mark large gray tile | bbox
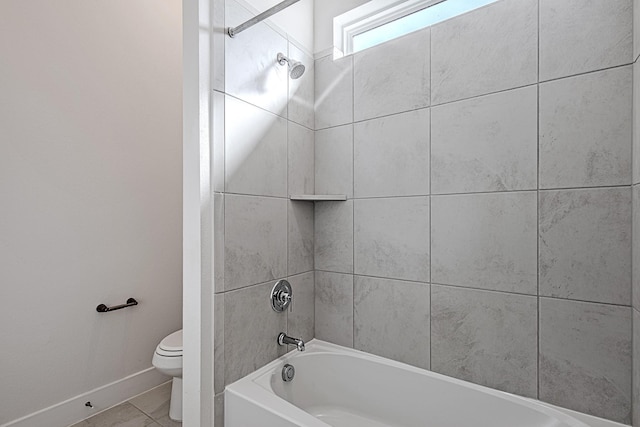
[224,195,287,291]
[213,90,225,193]
[354,197,430,282]
[539,0,633,81]
[314,200,353,274]
[82,403,155,427]
[539,298,632,423]
[156,415,181,427]
[225,0,287,116]
[539,67,633,189]
[634,309,640,426]
[212,0,225,92]
[315,55,353,129]
[288,200,314,276]
[431,286,538,398]
[214,293,225,394]
[430,0,537,104]
[287,271,314,345]
[129,382,172,420]
[354,109,429,198]
[315,124,353,197]
[214,393,224,427]
[634,61,640,184]
[224,281,287,385]
[431,86,537,194]
[315,271,353,347]
[287,43,314,130]
[634,186,640,310]
[354,276,430,369]
[225,95,287,197]
[353,29,430,121]
[636,0,640,60]
[431,192,537,295]
[214,192,224,294]
[539,187,631,306]
[288,121,314,196]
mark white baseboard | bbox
[1,368,169,427]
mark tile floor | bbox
[70,382,181,427]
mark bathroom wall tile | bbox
[431,86,537,194]
[212,0,225,93]
[353,29,430,121]
[354,276,430,369]
[634,61,640,185]
[634,186,640,310]
[315,200,353,274]
[224,195,287,291]
[315,271,353,347]
[129,382,171,421]
[539,67,633,189]
[431,192,537,295]
[225,0,288,116]
[354,197,430,282]
[315,55,353,129]
[539,0,633,82]
[288,200,314,276]
[430,0,537,105]
[214,293,225,394]
[82,402,155,427]
[214,393,224,427]
[635,0,640,61]
[213,90,225,193]
[539,298,632,423]
[634,309,640,426]
[539,187,631,306]
[315,124,353,197]
[225,95,287,197]
[224,281,287,385]
[287,43,314,130]
[214,192,224,293]
[354,109,429,198]
[287,271,314,344]
[288,121,314,196]
[431,286,538,398]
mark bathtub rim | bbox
[225,339,629,427]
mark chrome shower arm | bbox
[227,0,301,38]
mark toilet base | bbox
[169,377,182,421]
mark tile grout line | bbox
[536,0,541,400]
[314,61,635,135]
[352,54,356,349]
[428,27,433,371]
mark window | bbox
[333,0,499,58]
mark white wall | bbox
[313,0,369,54]
[0,1,183,424]
[244,0,314,53]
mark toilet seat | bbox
[156,330,182,357]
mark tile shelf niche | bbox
[290,195,347,201]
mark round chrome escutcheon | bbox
[282,364,295,382]
[271,279,292,312]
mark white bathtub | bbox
[225,340,626,427]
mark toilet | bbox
[152,329,183,421]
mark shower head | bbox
[277,53,305,79]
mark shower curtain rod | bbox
[227,0,301,37]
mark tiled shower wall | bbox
[633,0,640,424]
[212,0,315,423]
[314,0,635,423]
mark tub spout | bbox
[278,332,305,351]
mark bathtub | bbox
[225,340,625,427]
